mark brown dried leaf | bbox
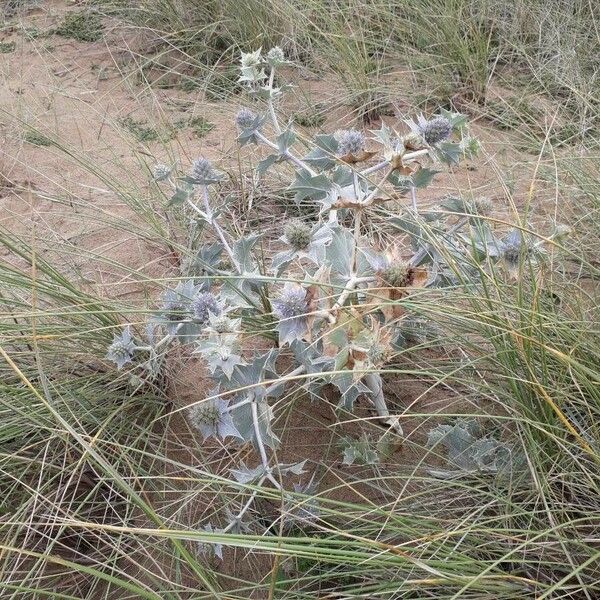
[340,150,378,164]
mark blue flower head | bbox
[421,116,452,145]
[235,107,258,130]
[190,158,222,184]
[192,292,220,324]
[272,284,310,345]
[407,114,452,146]
[501,229,529,265]
[335,129,365,157]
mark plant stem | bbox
[264,365,306,396]
[250,394,281,489]
[361,160,389,176]
[221,476,267,534]
[359,149,429,178]
[187,191,240,273]
[331,277,359,312]
[352,210,362,272]
[225,396,252,413]
[267,68,281,135]
[255,132,316,176]
[363,166,393,206]
[410,186,418,213]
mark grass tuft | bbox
[55,11,104,43]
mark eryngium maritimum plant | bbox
[104,46,541,543]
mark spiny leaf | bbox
[289,169,332,203]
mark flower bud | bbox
[191,158,216,182]
[108,341,132,364]
[266,46,285,66]
[401,131,425,150]
[367,344,386,366]
[192,292,220,323]
[152,163,171,181]
[210,315,236,334]
[106,327,136,369]
[235,107,258,130]
[188,397,240,441]
[472,197,493,216]
[284,220,312,250]
[381,262,410,287]
[273,286,308,319]
[420,116,452,145]
[335,129,365,157]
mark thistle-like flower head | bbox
[420,116,452,145]
[284,220,312,250]
[152,163,171,181]
[381,262,410,287]
[266,46,285,66]
[501,229,529,265]
[188,396,241,441]
[207,313,240,334]
[190,158,221,184]
[471,196,493,216]
[367,343,387,366]
[335,129,365,157]
[192,292,220,324]
[460,135,480,158]
[106,326,136,369]
[235,107,258,130]
[272,284,308,320]
[272,284,310,345]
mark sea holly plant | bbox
[426,419,517,479]
[104,47,544,549]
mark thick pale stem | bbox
[267,68,281,135]
[410,186,418,213]
[359,149,429,178]
[187,191,240,273]
[352,209,362,272]
[361,160,388,177]
[255,131,316,176]
[402,148,430,162]
[364,372,403,436]
[363,166,393,206]
[264,365,305,396]
[331,277,358,312]
[250,395,280,489]
[329,275,376,316]
[352,171,362,203]
[221,476,267,534]
[225,396,252,413]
